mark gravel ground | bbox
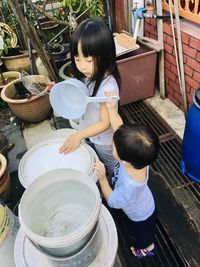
[0,106,13,130]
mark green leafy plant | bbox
[0,0,18,27]
[54,0,105,23]
[0,29,12,57]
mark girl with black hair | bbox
[95,92,160,259]
[59,18,120,178]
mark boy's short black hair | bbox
[113,124,160,169]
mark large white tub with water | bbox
[18,169,101,257]
[15,205,118,267]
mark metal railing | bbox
[162,0,200,24]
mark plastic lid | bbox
[18,138,95,188]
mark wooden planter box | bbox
[117,43,157,105]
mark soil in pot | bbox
[6,47,23,57]
[13,82,47,100]
[14,82,31,99]
[47,44,64,61]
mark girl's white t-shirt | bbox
[79,75,119,146]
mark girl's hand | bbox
[95,160,107,181]
[45,82,55,93]
[104,91,118,110]
[59,133,82,154]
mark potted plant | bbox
[0,22,17,55]
[0,22,36,72]
[1,48,37,73]
[46,43,64,61]
[0,74,52,123]
[38,20,60,42]
[33,0,105,43]
[0,71,21,92]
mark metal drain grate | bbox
[153,138,195,187]
[108,204,187,267]
[119,101,174,138]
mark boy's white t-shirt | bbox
[79,75,119,146]
[108,163,155,222]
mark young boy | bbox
[95,92,160,259]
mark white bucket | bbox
[27,221,101,267]
[15,205,118,267]
[18,137,99,188]
[0,205,20,267]
[18,169,102,257]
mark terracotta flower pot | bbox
[0,154,10,201]
[0,71,21,92]
[58,61,73,80]
[47,43,65,61]
[39,21,59,43]
[0,75,52,123]
[2,50,37,72]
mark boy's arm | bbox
[104,91,123,131]
[99,177,112,201]
[95,161,112,200]
[107,107,123,132]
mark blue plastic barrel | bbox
[181,88,200,183]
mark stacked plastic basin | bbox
[14,129,118,267]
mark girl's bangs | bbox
[70,36,79,56]
[80,34,96,58]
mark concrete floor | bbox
[145,90,186,139]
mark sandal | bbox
[130,244,156,259]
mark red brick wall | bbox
[114,1,200,110]
[114,0,125,32]
[145,18,200,110]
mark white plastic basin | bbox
[18,138,98,188]
[19,169,101,257]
